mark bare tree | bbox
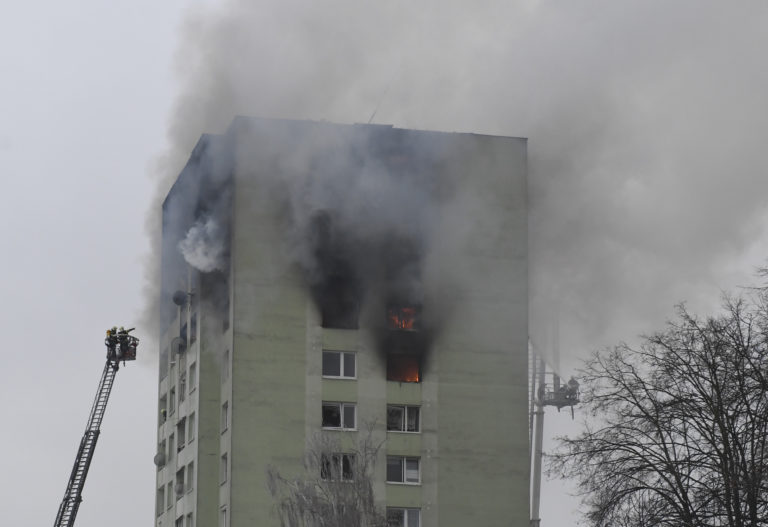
[267,424,388,527]
[549,297,768,527]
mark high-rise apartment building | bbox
[154,117,528,527]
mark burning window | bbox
[387,305,420,331]
[318,275,360,329]
[387,355,421,383]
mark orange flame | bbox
[387,307,417,331]
[387,355,420,383]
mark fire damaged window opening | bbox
[386,305,421,332]
[387,355,421,383]
[316,275,361,330]
[320,453,356,481]
[322,351,356,379]
[322,402,356,430]
[387,405,420,433]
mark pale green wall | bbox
[193,121,529,527]
[229,148,308,527]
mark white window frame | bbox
[179,372,186,403]
[386,405,420,433]
[185,513,194,527]
[221,401,229,432]
[220,453,228,484]
[169,387,176,415]
[219,507,227,527]
[321,350,356,379]
[386,456,420,484]
[175,467,185,499]
[188,412,195,442]
[186,461,194,493]
[177,417,186,449]
[321,402,356,430]
[189,362,196,392]
[320,453,356,481]
[156,486,165,517]
[386,507,420,527]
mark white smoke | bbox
[178,216,227,273]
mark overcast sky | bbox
[3,1,768,526]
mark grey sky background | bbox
[3,1,768,526]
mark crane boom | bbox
[53,328,138,527]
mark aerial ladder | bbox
[53,327,139,527]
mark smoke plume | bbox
[178,216,227,272]
[145,0,768,372]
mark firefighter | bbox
[105,327,118,361]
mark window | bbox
[169,387,176,415]
[387,405,420,433]
[190,313,197,344]
[220,453,228,484]
[160,347,169,379]
[166,482,173,509]
[189,362,196,392]
[175,517,183,527]
[157,439,167,470]
[322,351,356,378]
[156,486,165,516]
[175,467,185,498]
[188,413,195,442]
[320,453,355,481]
[222,350,229,381]
[386,508,420,527]
[386,457,420,484]
[222,296,230,331]
[221,401,229,432]
[185,513,194,527]
[321,402,356,430]
[387,355,420,383]
[159,395,168,424]
[168,434,175,462]
[386,305,420,331]
[220,507,227,527]
[186,461,194,492]
[177,418,186,449]
[179,373,186,403]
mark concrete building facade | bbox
[154,117,528,527]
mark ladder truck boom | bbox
[53,327,139,527]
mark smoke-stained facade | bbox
[154,117,528,527]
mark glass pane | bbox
[322,404,341,427]
[320,454,331,480]
[405,459,419,482]
[386,457,403,482]
[342,454,355,480]
[406,407,420,432]
[322,352,341,376]
[343,404,356,429]
[343,352,355,377]
[387,406,405,431]
[406,509,420,527]
[386,509,404,527]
